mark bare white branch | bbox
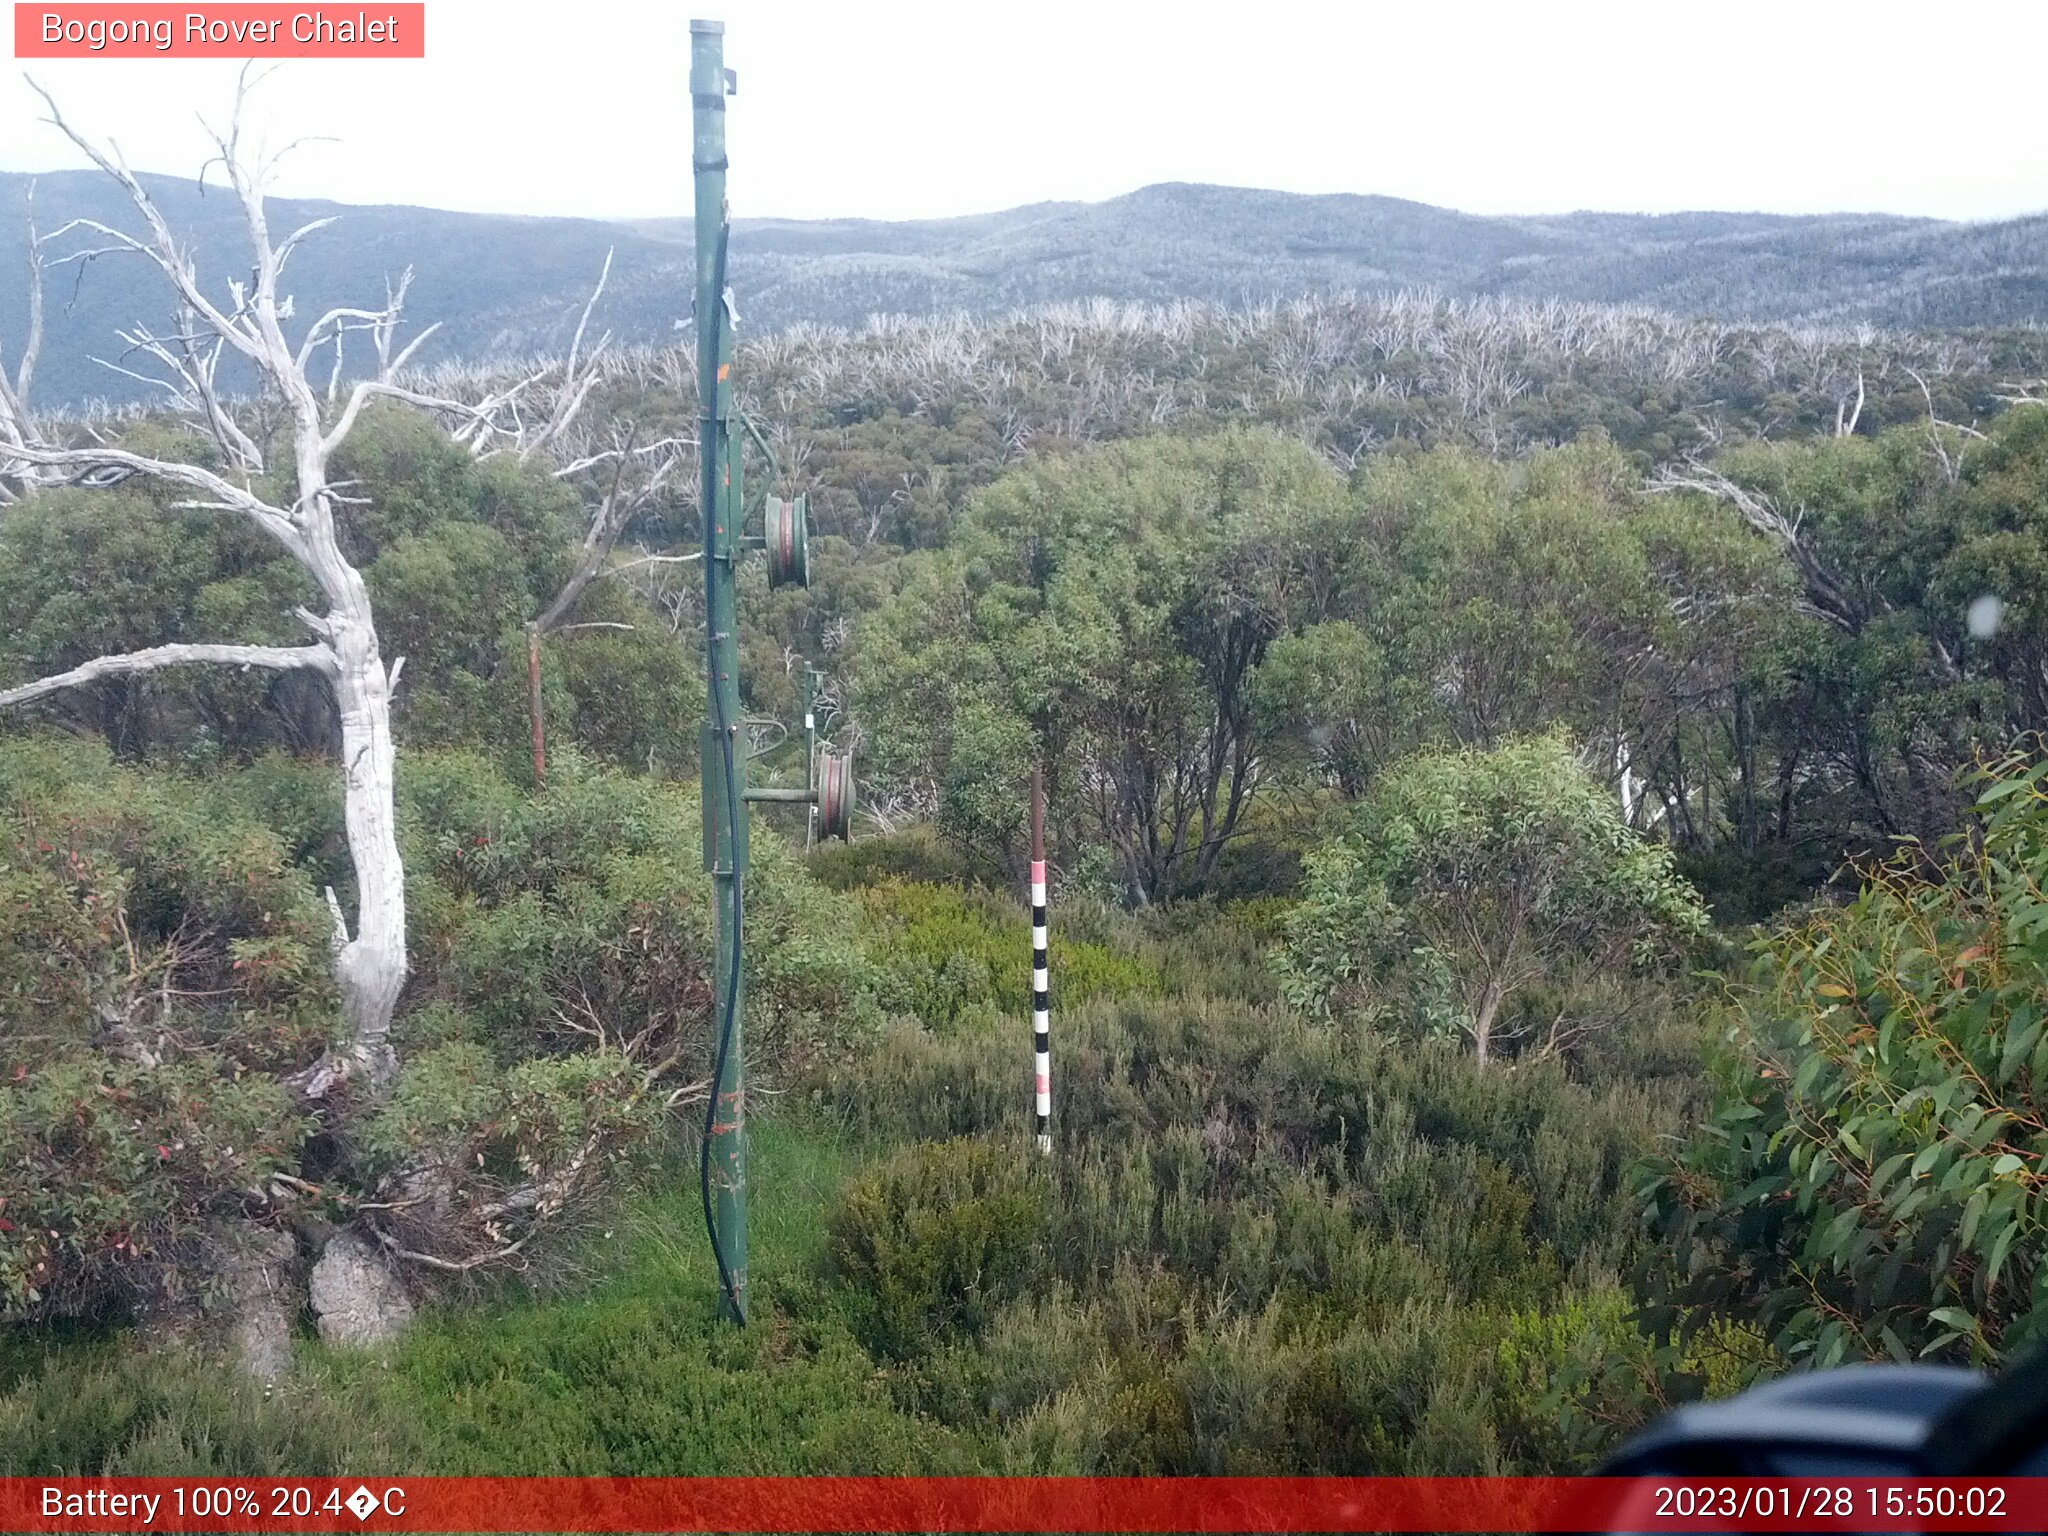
[321,378,501,458]
[606,550,704,573]
[27,79,269,365]
[0,641,335,709]
[1,441,307,551]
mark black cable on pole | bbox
[699,215,745,1325]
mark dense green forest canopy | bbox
[6,277,2048,1473]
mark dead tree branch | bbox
[0,642,334,708]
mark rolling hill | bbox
[4,171,2044,407]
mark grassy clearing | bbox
[1,1113,976,1477]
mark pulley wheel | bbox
[817,748,854,841]
[765,494,810,589]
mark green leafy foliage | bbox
[807,826,976,891]
[17,267,2048,1480]
[1640,752,2048,1372]
[1662,412,2048,857]
[360,749,888,1265]
[0,738,326,1316]
[0,403,700,775]
[401,748,883,1068]
[1279,736,1708,1061]
[0,735,882,1308]
[856,429,1351,900]
[857,880,1160,1033]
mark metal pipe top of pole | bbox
[691,21,735,106]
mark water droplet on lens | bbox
[1968,594,2005,640]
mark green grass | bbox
[324,1112,980,1476]
[606,1110,869,1302]
[1,1111,979,1477]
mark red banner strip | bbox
[7,1477,2048,1532]
[14,5,425,58]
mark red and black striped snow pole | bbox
[1030,766,1051,1155]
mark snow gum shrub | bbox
[400,748,884,1071]
[1638,750,2048,1374]
[370,749,886,1270]
[0,468,316,761]
[1277,735,1708,1065]
[1184,789,1335,902]
[539,588,706,780]
[826,1138,1052,1361]
[332,402,578,589]
[0,738,324,1318]
[335,403,702,773]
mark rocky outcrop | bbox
[308,1229,414,1348]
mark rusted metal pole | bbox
[526,627,546,784]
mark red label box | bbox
[8,1476,2048,1533]
[14,4,425,57]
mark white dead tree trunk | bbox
[0,78,507,1098]
[1833,366,1865,438]
[0,182,49,503]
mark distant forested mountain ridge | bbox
[4,170,2045,406]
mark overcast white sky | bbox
[4,0,2045,224]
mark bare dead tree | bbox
[0,181,49,502]
[0,75,517,1098]
[82,301,270,473]
[1903,365,1985,486]
[1651,459,1872,641]
[523,424,688,780]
